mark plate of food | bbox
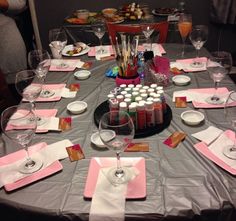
[152,7,178,16]
[62,43,90,56]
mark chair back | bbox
[107,21,169,45]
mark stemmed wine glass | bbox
[189,25,208,68]
[1,103,43,174]
[28,49,53,98]
[99,110,135,185]
[223,91,236,159]
[178,13,192,57]
[91,21,106,54]
[206,51,232,104]
[49,28,68,68]
[141,23,154,51]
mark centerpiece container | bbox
[113,34,141,86]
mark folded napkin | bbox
[171,57,207,72]
[49,59,84,71]
[61,87,77,98]
[138,43,166,56]
[194,130,236,174]
[0,139,72,189]
[172,90,194,102]
[89,166,138,221]
[191,126,223,145]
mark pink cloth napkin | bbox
[0,142,62,191]
[194,130,236,175]
[189,87,234,108]
[88,45,114,56]
[36,84,66,102]
[176,57,207,72]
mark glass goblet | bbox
[91,22,106,54]
[178,13,192,57]
[223,91,236,159]
[141,23,154,51]
[49,28,68,68]
[189,25,208,68]
[205,51,232,104]
[99,110,135,185]
[1,103,43,174]
[28,49,54,98]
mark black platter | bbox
[94,100,172,138]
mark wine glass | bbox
[28,49,54,98]
[141,23,154,51]
[15,70,42,108]
[49,28,68,68]
[91,21,106,54]
[178,13,192,57]
[189,25,208,68]
[223,91,236,159]
[206,51,232,104]
[99,110,135,185]
[1,103,43,174]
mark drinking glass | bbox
[141,23,154,51]
[1,103,43,174]
[223,91,236,159]
[206,51,232,104]
[178,13,192,57]
[189,25,208,68]
[91,21,106,54]
[28,49,54,98]
[49,28,68,68]
[99,110,135,185]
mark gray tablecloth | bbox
[0,44,236,221]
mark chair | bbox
[106,21,169,45]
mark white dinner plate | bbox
[67,101,87,114]
[62,43,90,57]
[90,131,106,148]
[172,75,191,86]
[181,110,205,126]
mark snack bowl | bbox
[67,101,87,114]
[172,75,191,86]
[102,8,117,18]
[74,70,91,80]
[76,9,90,20]
[181,110,205,126]
[90,132,106,148]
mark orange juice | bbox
[178,22,192,38]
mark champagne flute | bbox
[91,21,106,54]
[28,49,54,98]
[178,13,192,57]
[99,110,135,185]
[206,51,232,104]
[223,91,236,159]
[1,103,43,174]
[189,25,208,68]
[49,28,68,68]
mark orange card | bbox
[59,117,72,131]
[175,96,187,108]
[69,83,80,91]
[125,142,149,152]
[66,144,85,162]
[163,131,186,148]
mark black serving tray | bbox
[94,100,172,138]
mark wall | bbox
[32,0,236,57]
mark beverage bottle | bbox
[137,102,146,130]
[153,98,163,124]
[145,101,155,127]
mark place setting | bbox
[0,102,76,191]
